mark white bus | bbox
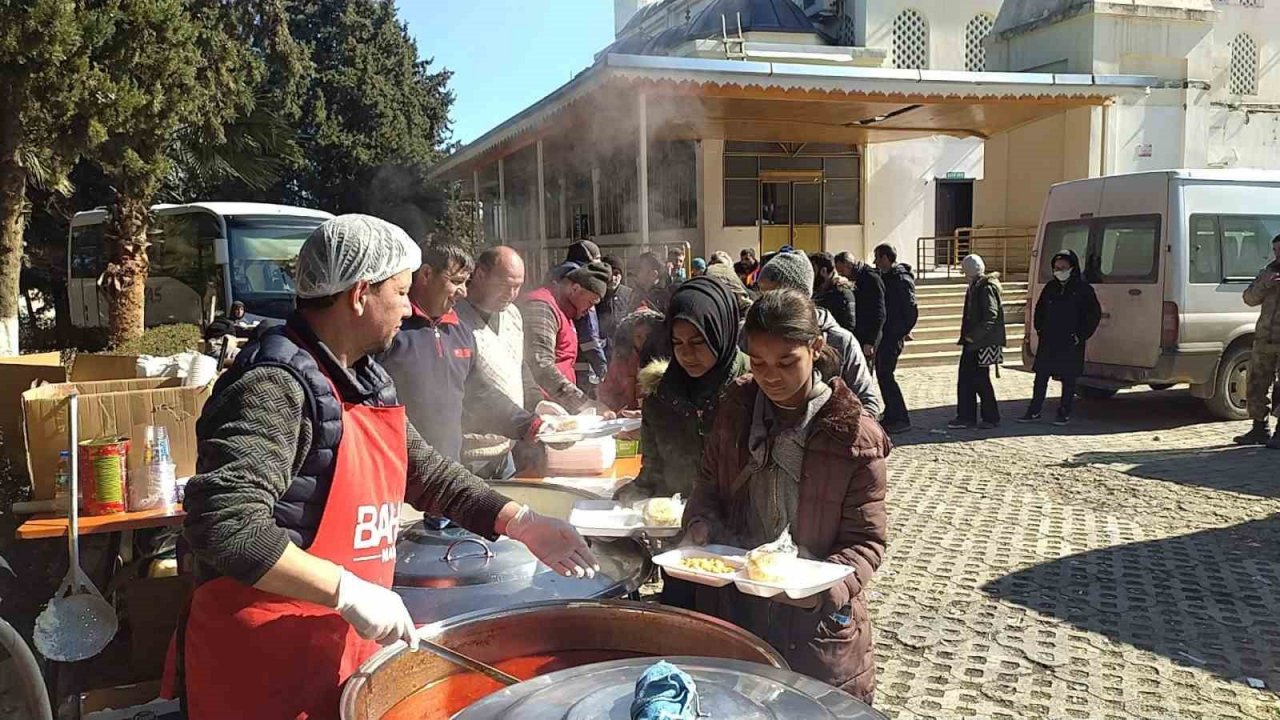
[69,202,333,328]
[1024,170,1280,420]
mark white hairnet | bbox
[295,214,422,299]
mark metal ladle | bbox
[33,392,119,662]
[415,635,520,686]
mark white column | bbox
[591,167,601,238]
[638,93,650,248]
[536,140,548,259]
[497,156,507,243]
[472,169,481,243]
[559,172,568,240]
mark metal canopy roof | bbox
[686,0,829,40]
[429,53,1156,182]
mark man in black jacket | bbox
[810,251,858,334]
[835,251,886,360]
[874,244,920,433]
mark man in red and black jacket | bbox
[381,243,543,463]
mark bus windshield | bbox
[226,217,325,318]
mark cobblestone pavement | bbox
[876,365,1280,719]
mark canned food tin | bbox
[79,437,130,515]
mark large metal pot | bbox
[340,600,787,720]
[394,483,651,624]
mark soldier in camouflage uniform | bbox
[1235,234,1280,449]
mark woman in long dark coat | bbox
[1020,250,1102,425]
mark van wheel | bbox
[1077,386,1118,400]
[1204,345,1251,421]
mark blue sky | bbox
[404,1,616,146]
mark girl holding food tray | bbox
[682,288,890,704]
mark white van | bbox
[1024,169,1280,420]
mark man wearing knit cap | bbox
[521,260,612,412]
[757,253,883,416]
[547,240,608,394]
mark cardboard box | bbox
[21,377,211,501]
[0,353,141,474]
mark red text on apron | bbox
[169,393,408,719]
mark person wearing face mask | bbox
[682,288,889,704]
[950,254,1006,430]
[520,260,613,412]
[1020,250,1101,426]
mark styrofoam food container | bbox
[569,500,681,538]
[733,557,855,599]
[652,545,748,588]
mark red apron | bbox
[163,383,408,719]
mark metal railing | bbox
[916,226,1036,280]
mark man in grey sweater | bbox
[756,251,883,418]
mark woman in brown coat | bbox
[683,288,889,703]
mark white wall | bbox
[863,136,985,263]
[861,0,1004,70]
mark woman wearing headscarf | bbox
[683,289,889,703]
[615,276,749,505]
[1021,249,1101,425]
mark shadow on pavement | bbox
[982,515,1280,689]
[893,385,1240,448]
[1069,445,1278,498]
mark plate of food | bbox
[652,545,748,588]
[539,416,642,444]
[567,497,683,538]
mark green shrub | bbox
[114,324,203,357]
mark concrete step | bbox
[908,323,1026,342]
[918,294,1027,310]
[901,331,1025,357]
[917,281,1029,297]
[899,338,1026,368]
[913,305,1027,329]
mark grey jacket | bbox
[817,308,883,417]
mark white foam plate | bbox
[734,557,855,600]
[652,545,748,588]
[539,418,642,444]
[568,500,682,538]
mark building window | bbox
[892,9,929,70]
[1229,33,1258,95]
[649,141,698,231]
[723,143,862,227]
[599,148,639,236]
[965,14,994,72]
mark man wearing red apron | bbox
[165,215,598,719]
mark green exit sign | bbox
[945,171,967,180]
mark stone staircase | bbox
[899,279,1029,368]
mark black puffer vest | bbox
[214,314,400,547]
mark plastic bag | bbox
[752,525,798,557]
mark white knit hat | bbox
[961,254,986,279]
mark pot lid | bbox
[393,524,650,625]
[453,656,887,720]
[395,525,540,588]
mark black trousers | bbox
[876,337,908,423]
[1029,370,1076,417]
[956,349,999,424]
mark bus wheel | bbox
[1204,344,1250,421]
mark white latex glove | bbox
[334,570,421,650]
[505,505,600,579]
[535,401,569,417]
